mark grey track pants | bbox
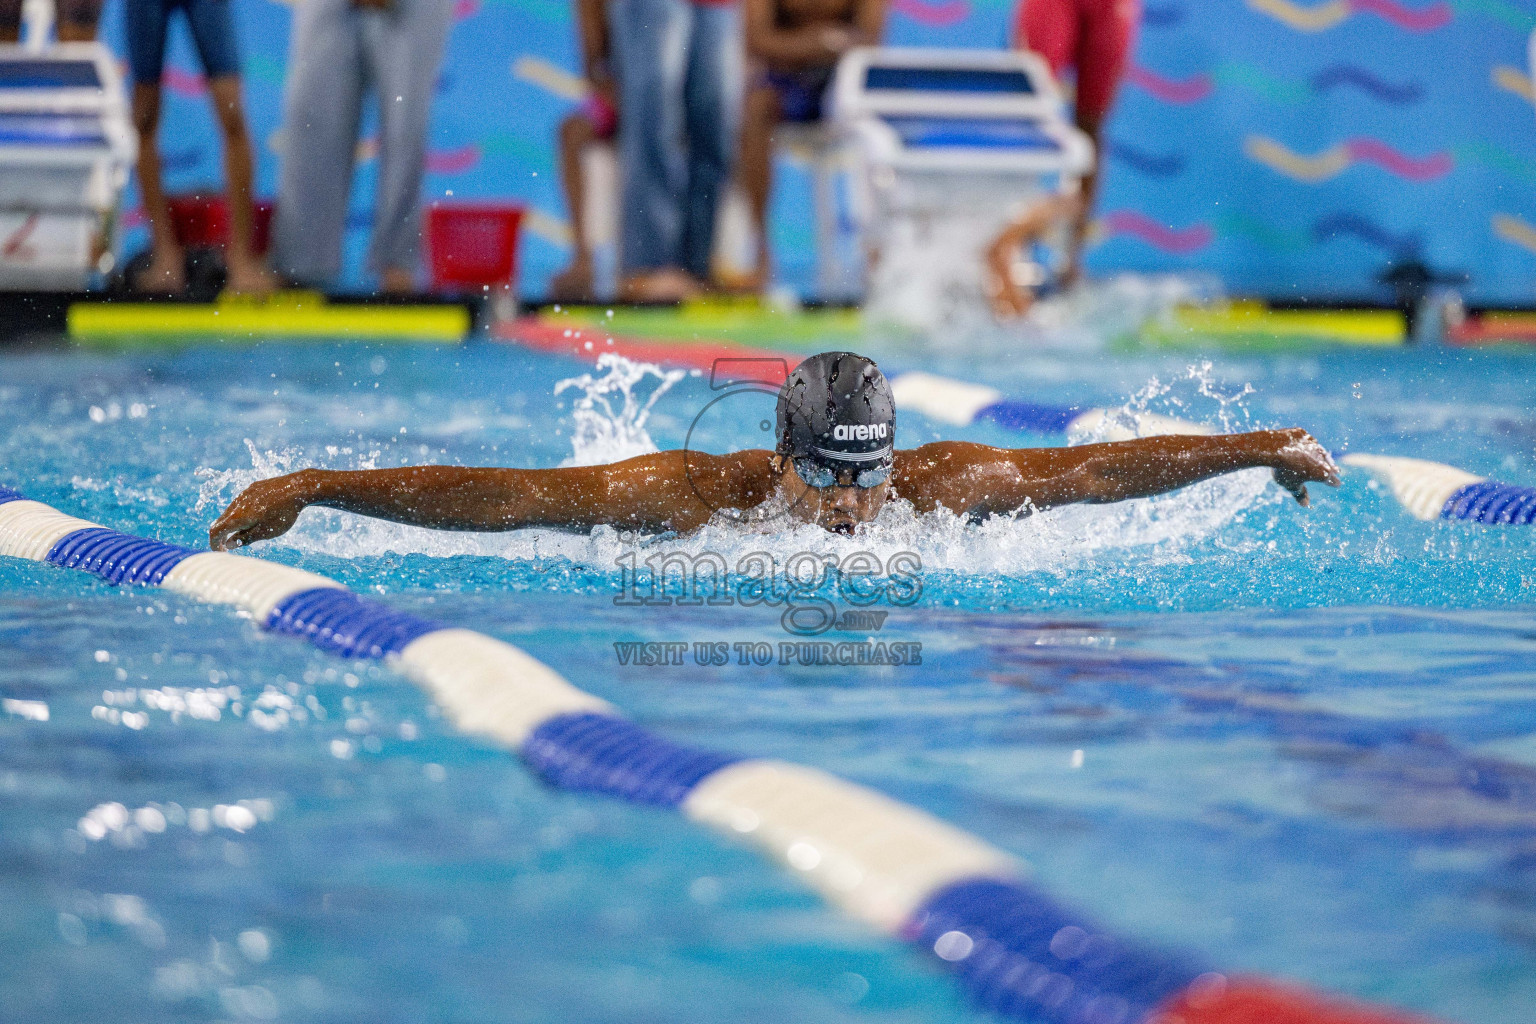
[271,0,453,286]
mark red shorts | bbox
[581,92,619,142]
[1014,0,1140,123]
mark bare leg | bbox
[379,267,415,294]
[131,82,186,293]
[1060,108,1104,289]
[208,76,277,295]
[548,112,598,301]
[738,84,780,290]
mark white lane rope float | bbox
[889,373,1536,525]
[0,485,1438,1024]
[888,371,1218,441]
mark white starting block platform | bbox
[0,43,133,290]
[829,46,1093,328]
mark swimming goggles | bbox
[793,457,890,490]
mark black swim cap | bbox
[776,352,895,470]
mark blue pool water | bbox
[3,336,1536,1022]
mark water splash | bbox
[866,201,1216,349]
[553,353,685,467]
[1069,359,1255,444]
[1024,274,1219,350]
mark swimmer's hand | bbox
[209,471,314,550]
[1265,428,1341,506]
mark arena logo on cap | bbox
[833,423,888,441]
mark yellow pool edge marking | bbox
[68,295,471,344]
[1160,302,1406,346]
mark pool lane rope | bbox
[0,485,1434,1024]
[496,327,1534,527]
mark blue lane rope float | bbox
[1340,454,1536,524]
[0,488,1438,1024]
[522,711,741,807]
[1440,480,1536,525]
[266,586,443,659]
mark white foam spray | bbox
[553,352,686,467]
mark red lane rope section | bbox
[1157,977,1439,1024]
[493,317,797,382]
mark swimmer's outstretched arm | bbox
[208,450,774,550]
[897,428,1340,518]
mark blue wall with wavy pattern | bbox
[100,0,1536,302]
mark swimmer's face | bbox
[778,458,891,535]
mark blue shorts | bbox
[125,0,241,85]
[764,67,833,124]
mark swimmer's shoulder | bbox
[895,442,1034,512]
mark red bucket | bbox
[426,202,525,293]
[166,193,273,255]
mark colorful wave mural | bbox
[1248,0,1452,33]
[1125,64,1213,103]
[890,0,971,28]
[1101,210,1215,252]
[111,0,1536,299]
[1493,213,1536,254]
[1493,64,1535,103]
[1099,210,1425,255]
[1106,140,1186,176]
[1245,136,1454,182]
[1129,62,1423,106]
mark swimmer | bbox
[209,352,1340,548]
[985,0,1141,317]
[984,191,1081,320]
[1010,0,1141,291]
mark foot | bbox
[619,268,701,303]
[222,258,280,297]
[380,267,415,294]
[548,259,595,302]
[1057,257,1084,291]
[725,244,771,294]
[134,245,187,294]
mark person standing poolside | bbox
[0,0,100,42]
[610,0,742,302]
[210,352,1340,548]
[548,0,619,302]
[270,0,453,293]
[124,0,277,295]
[737,0,885,289]
[986,0,1139,315]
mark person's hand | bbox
[209,471,317,551]
[984,238,1034,320]
[1265,428,1341,506]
